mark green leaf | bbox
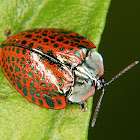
[0,0,111,139]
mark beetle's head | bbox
[96,77,105,91]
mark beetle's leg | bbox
[0,94,7,101]
[68,100,73,104]
[80,101,87,112]
[4,29,11,38]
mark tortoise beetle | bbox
[0,28,138,127]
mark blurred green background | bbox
[89,0,140,140]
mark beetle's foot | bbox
[68,100,73,104]
[0,95,7,101]
[80,102,87,112]
[4,29,11,38]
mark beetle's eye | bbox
[102,78,105,84]
[91,78,97,86]
[92,80,95,85]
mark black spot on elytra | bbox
[57,38,64,42]
[22,40,27,44]
[74,39,80,43]
[49,36,55,39]
[25,34,32,38]
[9,66,13,72]
[17,48,20,54]
[37,35,41,38]
[76,35,85,40]
[12,74,15,77]
[26,59,31,64]
[59,47,64,51]
[43,94,54,108]
[11,57,15,61]
[51,31,56,33]
[37,46,43,52]
[33,39,37,41]
[47,50,53,56]
[64,41,69,44]
[75,43,79,46]
[29,43,34,47]
[9,47,11,51]
[53,44,58,48]
[49,60,54,65]
[28,29,37,33]
[42,34,47,36]
[82,41,89,44]
[44,31,48,33]
[51,41,55,43]
[70,35,75,38]
[60,31,72,34]
[78,45,86,49]
[22,49,26,54]
[69,47,73,50]
[43,38,49,42]
[56,99,61,104]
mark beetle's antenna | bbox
[91,61,139,127]
[104,61,139,86]
[91,88,105,127]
